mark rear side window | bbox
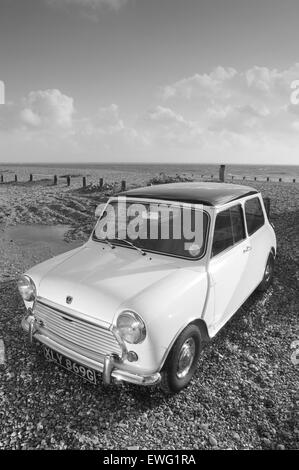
[230,204,245,243]
[245,197,265,236]
[212,204,245,257]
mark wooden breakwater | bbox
[0,165,297,187]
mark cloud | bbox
[91,103,124,131]
[46,0,129,19]
[162,66,238,101]
[162,64,299,104]
[133,63,299,162]
[80,103,126,136]
[79,104,147,152]
[0,89,75,132]
[159,64,299,137]
[0,93,146,162]
[145,106,191,127]
[1,64,299,164]
[0,93,140,145]
[19,89,75,129]
[139,106,203,148]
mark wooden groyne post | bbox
[219,164,225,182]
[82,176,86,188]
[67,175,71,187]
[121,180,126,191]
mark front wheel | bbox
[160,324,202,394]
[257,252,275,292]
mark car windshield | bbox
[93,199,209,260]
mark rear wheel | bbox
[160,324,202,394]
[257,252,275,292]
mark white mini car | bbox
[18,182,276,393]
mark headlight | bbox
[116,311,146,344]
[17,275,36,302]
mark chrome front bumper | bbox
[22,315,161,387]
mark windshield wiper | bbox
[110,237,146,256]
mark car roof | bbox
[119,182,258,207]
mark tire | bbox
[257,252,275,292]
[160,324,202,394]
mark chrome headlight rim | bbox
[116,310,146,345]
[17,275,37,302]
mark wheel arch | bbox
[190,318,210,344]
[159,317,210,371]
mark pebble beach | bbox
[0,171,298,450]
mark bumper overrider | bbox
[21,311,161,386]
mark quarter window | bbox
[212,204,245,257]
[245,197,265,236]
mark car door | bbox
[208,204,251,329]
[242,195,269,292]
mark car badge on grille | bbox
[66,296,73,304]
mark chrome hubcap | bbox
[176,337,196,379]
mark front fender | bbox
[115,268,209,374]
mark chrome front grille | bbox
[33,301,122,361]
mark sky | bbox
[0,0,299,164]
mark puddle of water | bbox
[5,224,82,253]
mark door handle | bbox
[243,246,252,253]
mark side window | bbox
[230,204,245,243]
[245,197,265,236]
[212,205,245,257]
[212,209,233,257]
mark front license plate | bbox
[43,346,97,384]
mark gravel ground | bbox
[0,178,298,450]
